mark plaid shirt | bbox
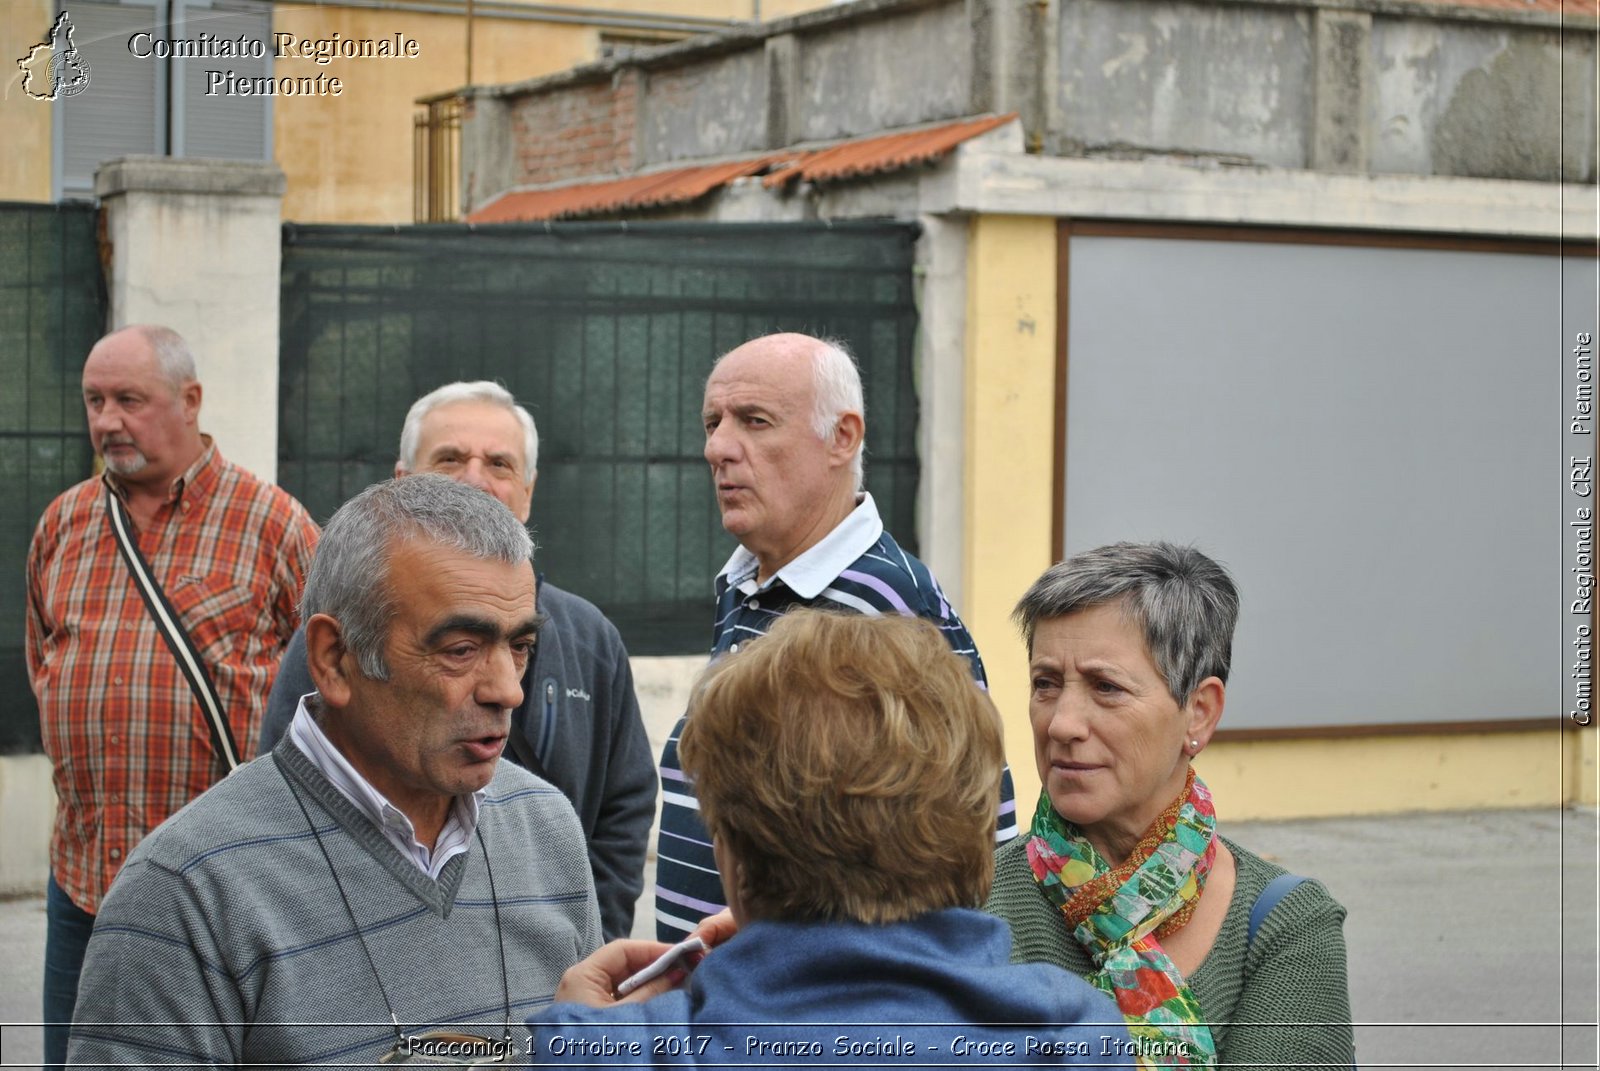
[26,440,319,913]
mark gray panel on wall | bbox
[57,0,163,198]
[173,0,271,160]
[1063,234,1594,730]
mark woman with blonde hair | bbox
[533,609,1129,1065]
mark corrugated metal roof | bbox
[468,114,1015,223]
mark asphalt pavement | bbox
[0,807,1595,1069]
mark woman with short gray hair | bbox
[986,542,1354,1070]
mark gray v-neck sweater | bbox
[70,740,600,1066]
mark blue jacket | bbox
[528,909,1133,1068]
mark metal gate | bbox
[279,220,923,654]
[0,202,107,752]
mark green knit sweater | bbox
[985,834,1354,1069]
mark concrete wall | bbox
[0,756,53,897]
[467,0,1596,211]
[96,157,285,481]
[1053,0,1313,167]
[793,1,974,142]
[638,51,768,164]
[1370,17,1596,183]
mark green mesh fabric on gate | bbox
[0,202,106,754]
[279,221,923,655]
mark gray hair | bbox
[301,473,535,679]
[1013,541,1240,706]
[397,380,539,487]
[809,338,866,489]
[123,324,197,389]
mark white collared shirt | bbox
[289,698,482,880]
[717,492,885,599]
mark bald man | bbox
[653,333,1017,940]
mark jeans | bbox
[43,875,95,1071]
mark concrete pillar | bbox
[95,156,285,482]
[968,0,1046,147]
[0,755,53,896]
[1311,9,1372,173]
[963,214,1056,807]
[764,33,801,150]
[461,91,515,215]
[914,212,971,613]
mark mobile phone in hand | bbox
[614,936,707,997]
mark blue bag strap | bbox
[1247,873,1308,947]
[1245,873,1356,1071]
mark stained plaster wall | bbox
[792,1,975,143]
[1370,17,1596,182]
[468,0,1598,212]
[1052,0,1315,167]
[637,50,769,164]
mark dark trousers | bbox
[43,875,95,1071]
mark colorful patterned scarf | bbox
[1026,767,1218,1069]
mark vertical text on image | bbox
[1571,331,1593,726]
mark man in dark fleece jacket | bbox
[261,381,655,940]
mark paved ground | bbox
[0,808,1594,1069]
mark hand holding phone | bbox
[614,936,707,997]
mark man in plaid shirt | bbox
[25,324,318,1069]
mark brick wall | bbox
[511,70,640,185]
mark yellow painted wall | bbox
[962,214,1057,809]
[1,0,56,202]
[1576,728,1598,807]
[273,0,833,222]
[1196,730,1582,820]
[273,6,596,222]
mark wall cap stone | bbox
[933,150,1597,240]
[95,157,287,200]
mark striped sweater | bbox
[69,740,601,1067]
[654,493,1017,941]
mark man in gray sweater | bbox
[69,475,602,1066]
[258,380,656,940]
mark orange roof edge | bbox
[468,113,1019,224]
[766,113,1017,189]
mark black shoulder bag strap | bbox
[104,486,241,771]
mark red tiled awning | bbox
[763,113,1015,188]
[467,156,792,223]
[468,114,1015,223]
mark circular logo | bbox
[49,52,92,98]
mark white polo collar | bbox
[717,492,884,600]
